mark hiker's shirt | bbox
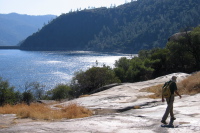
[163,81,178,95]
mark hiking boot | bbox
[171,117,176,120]
[161,120,168,124]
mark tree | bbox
[0,77,18,106]
[21,82,44,105]
[71,66,120,96]
[114,57,155,82]
[149,48,170,76]
[22,91,33,105]
[114,57,130,82]
[47,84,72,101]
[29,82,45,100]
[166,26,200,72]
[188,27,200,70]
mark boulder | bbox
[168,31,190,42]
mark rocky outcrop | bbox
[1,73,200,133]
[168,31,191,42]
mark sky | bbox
[0,0,132,16]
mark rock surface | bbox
[1,73,200,133]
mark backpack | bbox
[162,82,172,98]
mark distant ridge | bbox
[0,13,56,46]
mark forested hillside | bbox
[0,13,56,46]
[20,0,200,53]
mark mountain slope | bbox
[0,13,56,46]
[20,0,200,53]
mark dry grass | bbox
[140,84,163,99]
[178,72,200,95]
[53,104,64,109]
[0,103,93,120]
[61,103,93,119]
[79,94,90,98]
[133,106,141,109]
[0,125,9,128]
[141,72,200,99]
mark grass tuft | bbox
[133,106,141,109]
[141,72,200,99]
[178,72,200,95]
[0,103,93,120]
[61,103,93,119]
[141,84,163,99]
[79,95,90,98]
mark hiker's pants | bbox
[162,94,175,121]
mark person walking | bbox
[161,76,182,124]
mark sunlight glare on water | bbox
[0,50,134,91]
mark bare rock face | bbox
[0,114,16,128]
[168,31,191,42]
[1,73,200,133]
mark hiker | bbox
[161,76,182,124]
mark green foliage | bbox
[165,26,200,72]
[0,77,18,106]
[14,91,23,104]
[166,41,194,71]
[20,0,200,53]
[22,91,33,105]
[138,26,200,76]
[188,27,200,69]
[29,82,45,100]
[149,48,170,76]
[47,84,72,101]
[114,57,131,82]
[71,66,120,96]
[114,57,155,82]
[21,82,45,103]
[115,26,200,80]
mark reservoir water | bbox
[0,50,131,91]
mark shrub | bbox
[22,82,45,100]
[0,77,18,106]
[178,72,200,95]
[61,103,93,119]
[47,84,72,100]
[71,66,120,96]
[22,91,33,105]
[165,26,200,73]
[114,57,155,82]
